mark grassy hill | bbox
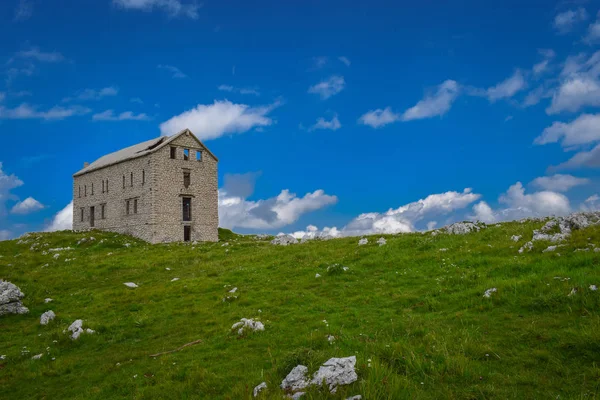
[1,220,600,399]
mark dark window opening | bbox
[90,206,95,227]
[142,170,145,185]
[101,203,106,219]
[102,180,105,193]
[182,197,191,221]
[196,150,202,161]
[183,171,190,188]
[78,186,81,198]
[134,198,138,214]
[84,185,87,197]
[126,200,130,215]
[183,148,189,160]
[170,146,176,159]
[80,208,84,222]
[91,183,94,195]
[106,179,109,193]
[130,172,133,187]
[123,175,125,189]
[184,225,191,242]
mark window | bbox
[101,203,106,219]
[102,180,105,193]
[80,208,84,222]
[84,185,87,197]
[196,150,202,161]
[184,225,191,242]
[90,206,95,227]
[91,183,94,195]
[123,175,125,189]
[183,148,189,160]
[130,172,133,187]
[106,179,109,193]
[182,197,191,221]
[134,199,138,214]
[142,170,145,185]
[183,171,190,188]
[78,186,81,198]
[170,146,176,159]
[126,200,130,215]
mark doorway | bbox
[90,206,95,227]
[184,225,191,242]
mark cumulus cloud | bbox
[401,80,460,121]
[552,143,600,170]
[486,70,526,102]
[535,113,600,147]
[309,114,341,131]
[218,85,260,96]
[471,201,497,223]
[219,188,338,230]
[530,174,590,192]
[159,99,280,140]
[45,201,73,232]
[92,110,151,121]
[496,182,571,219]
[10,197,45,214]
[0,104,90,120]
[308,76,345,99]
[553,8,588,33]
[358,107,400,128]
[113,0,200,19]
[157,64,188,78]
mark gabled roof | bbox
[73,129,218,176]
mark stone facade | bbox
[72,129,219,243]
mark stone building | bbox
[72,129,218,243]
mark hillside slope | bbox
[1,219,600,399]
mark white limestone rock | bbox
[377,237,386,246]
[589,285,597,291]
[346,396,362,400]
[31,354,43,360]
[231,318,264,335]
[518,241,533,253]
[483,288,497,298]
[44,298,53,303]
[311,356,358,393]
[0,280,29,316]
[315,273,321,278]
[271,235,298,246]
[68,319,84,340]
[123,282,138,288]
[288,393,305,400]
[358,238,368,246]
[253,382,267,397]
[543,245,557,253]
[281,365,310,391]
[511,235,522,242]
[40,310,56,325]
[443,221,485,235]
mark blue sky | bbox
[1,0,600,240]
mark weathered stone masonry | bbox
[72,129,218,243]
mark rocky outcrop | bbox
[231,318,264,335]
[271,235,298,246]
[0,280,29,317]
[281,356,358,396]
[443,221,485,235]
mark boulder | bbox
[123,282,138,288]
[281,365,310,391]
[253,382,267,397]
[377,237,386,246]
[0,280,29,317]
[311,356,358,393]
[231,318,264,335]
[271,235,298,246]
[443,221,485,235]
[40,310,56,325]
[483,288,497,298]
[358,238,368,246]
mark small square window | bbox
[170,146,176,159]
[196,150,202,161]
[183,149,189,161]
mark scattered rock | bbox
[271,235,298,246]
[358,238,368,246]
[40,310,56,325]
[171,278,180,282]
[231,318,264,335]
[327,335,335,343]
[315,273,321,278]
[483,288,497,298]
[68,319,84,340]
[568,288,577,297]
[531,212,600,244]
[346,396,362,400]
[518,241,534,253]
[0,280,29,316]
[439,248,447,252]
[44,298,53,303]
[511,235,522,242]
[288,393,305,400]
[123,282,138,288]
[590,285,598,291]
[377,237,386,246]
[311,356,358,393]
[253,382,267,397]
[443,221,485,235]
[281,365,310,391]
[229,287,238,293]
[543,245,557,253]
[31,354,43,360]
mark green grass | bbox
[1,220,600,399]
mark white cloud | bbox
[533,49,555,76]
[0,162,24,217]
[45,201,73,232]
[471,201,497,223]
[157,64,187,78]
[535,113,600,147]
[401,80,460,121]
[338,56,351,67]
[581,194,600,210]
[14,0,33,21]
[130,97,144,104]
[113,0,200,19]
[0,230,11,241]
[0,104,90,120]
[16,47,65,63]
[497,182,571,218]
[530,174,590,192]
[92,110,151,121]
[10,197,44,214]
[217,85,260,96]
[553,8,588,33]
[308,76,345,99]
[219,188,338,230]
[64,86,118,102]
[552,143,600,170]
[358,107,400,128]
[584,13,600,44]
[523,85,553,107]
[486,70,526,102]
[159,99,280,140]
[309,114,341,131]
